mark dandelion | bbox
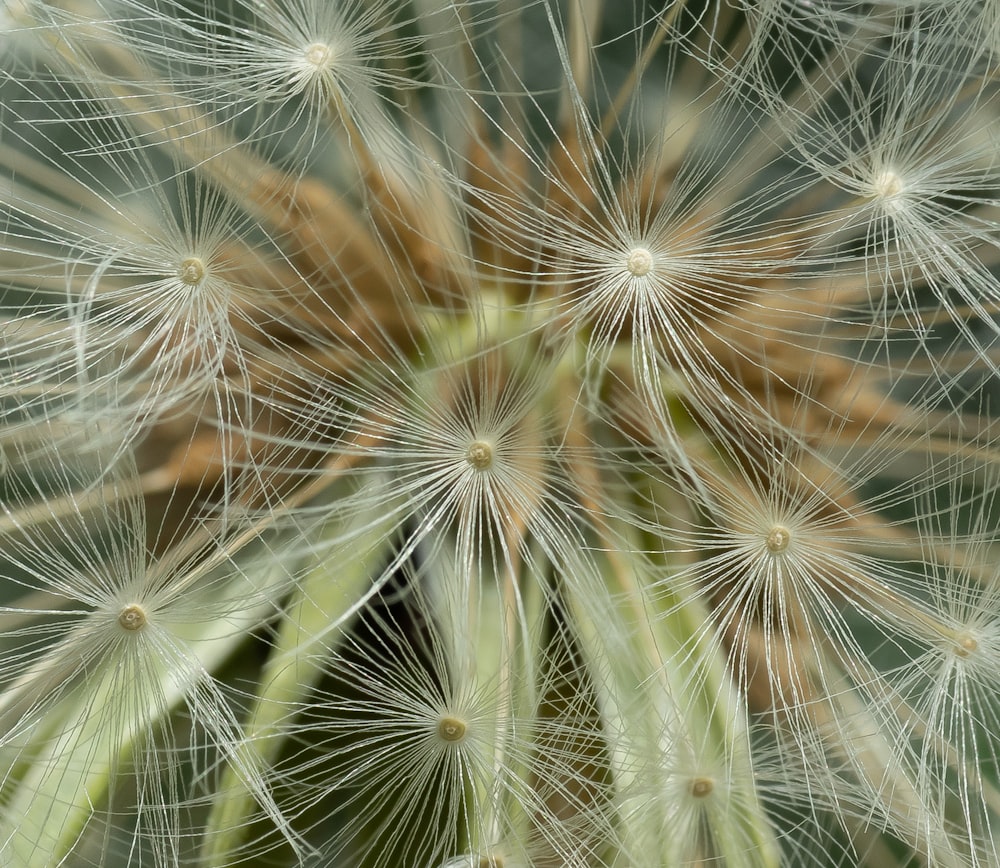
[276,563,576,868]
[753,8,1000,366]
[2,1,1000,866]
[63,0,447,171]
[262,335,589,593]
[0,426,301,865]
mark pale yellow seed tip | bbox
[177,257,205,286]
[954,633,979,658]
[625,247,654,277]
[303,42,333,69]
[765,525,791,553]
[466,439,494,470]
[689,776,714,798]
[872,169,905,210]
[118,603,147,632]
[437,715,468,742]
[478,857,504,868]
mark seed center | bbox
[872,169,906,210]
[689,776,714,798]
[765,525,791,553]
[118,603,147,632]
[954,632,979,658]
[303,41,334,69]
[625,246,654,277]
[437,715,468,743]
[466,439,494,470]
[177,257,206,286]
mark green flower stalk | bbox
[2,1,1000,865]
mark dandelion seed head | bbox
[117,603,148,632]
[5,1,1000,864]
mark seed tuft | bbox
[872,169,906,211]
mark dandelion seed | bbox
[264,337,587,594]
[297,41,335,76]
[284,565,581,867]
[0,428,302,865]
[953,632,979,657]
[760,11,1000,365]
[869,167,907,211]
[53,0,465,175]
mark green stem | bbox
[565,517,782,868]
[199,488,404,865]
